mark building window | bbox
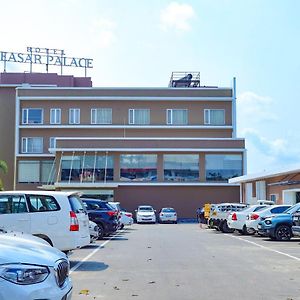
[60,154,114,182]
[204,109,225,125]
[41,161,56,184]
[18,161,40,183]
[166,109,188,125]
[91,108,112,124]
[21,137,43,153]
[129,109,150,125]
[164,154,199,181]
[205,154,242,182]
[120,154,157,181]
[270,194,278,203]
[50,108,61,124]
[22,108,43,124]
[69,108,80,124]
[49,137,56,149]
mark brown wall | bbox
[114,185,240,218]
[18,87,233,98]
[20,100,232,126]
[0,87,16,190]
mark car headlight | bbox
[265,220,272,225]
[0,264,49,285]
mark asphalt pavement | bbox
[70,224,300,300]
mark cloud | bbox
[242,129,300,173]
[160,2,196,32]
[90,18,117,48]
[237,91,278,125]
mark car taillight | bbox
[107,211,117,217]
[251,213,259,220]
[232,213,237,221]
[70,211,79,231]
[125,213,132,217]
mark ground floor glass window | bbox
[164,154,199,181]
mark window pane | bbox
[69,109,80,124]
[91,108,112,124]
[172,109,188,125]
[18,161,40,183]
[164,154,199,181]
[120,154,157,181]
[22,137,43,153]
[28,195,60,212]
[0,195,28,214]
[130,109,150,125]
[50,109,61,124]
[60,154,113,182]
[23,109,42,124]
[205,154,242,182]
[41,160,55,184]
[210,110,225,125]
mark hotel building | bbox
[0,72,246,217]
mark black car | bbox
[81,198,119,239]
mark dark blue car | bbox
[258,203,300,241]
[81,198,119,239]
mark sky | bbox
[0,0,299,175]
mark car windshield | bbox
[139,207,154,211]
[162,208,175,212]
[283,204,300,214]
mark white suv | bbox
[0,231,72,300]
[0,191,90,252]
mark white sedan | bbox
[245,205,291,234]
[227,205,268,234]
[0,231,72,300]
[136,205,156,224]
[158,207,177,223]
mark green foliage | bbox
[0,160,8,191]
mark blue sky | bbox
[1,0,300,174]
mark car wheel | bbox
[97,225,104,240]
[221,220,234,233]
[274,225,292,241]
[120,224,124,230]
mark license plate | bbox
[293,216,300,221]
[257,224,262,229]
[165,215,172,217]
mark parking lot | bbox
[70,224,300,300]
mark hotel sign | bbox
[0,47,93,75]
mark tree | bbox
[0,160,8,191]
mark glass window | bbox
[166,109,188,125]
[22,108,43,124]
[164,154,199,182]
[205,154,242,182]
[91,108,112,124]
[128,109,150,125]
[18,161,40,183]
[27,195,60,212]
[41,160,55,184]
[68,195,85,213]
[49,137,56,149]
[60,154,114,182]
[21,137,43,153]
[120,154,157,181]
[204,109,225,125]
[69,108,80,124]
[50,108,61,124]
[0,195,28,214]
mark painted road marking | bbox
[70,229,125,274]
[228,234,300,262]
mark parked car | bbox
[158,207,177,223]
[227,205,268,234]
[245,205,291,234]
[0,191,90,252]
[0,231,72,300]
[258,203,300,241]
[135,205,156,224]
[81,198,119,239]
[209,203,248,233]
[89,220,99,242]
[108,202,133,228]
